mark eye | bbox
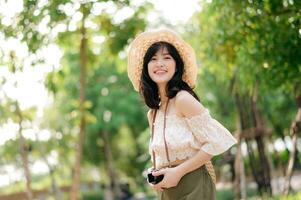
[151,57,157,61]
[164,56,171,59]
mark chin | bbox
[153,80,170,86]
[152,76,172,83]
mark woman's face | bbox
[147,47,176,86]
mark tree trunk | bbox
[9,45,33,200]
[234,87,272,197]
[102,130,122,200]
[35,132,62,199]
[283,94,301,195]
[70,5,87,200]
[250,88,272,195]
[234,93,247,199]
[254,136,272,195]
[234,141,247,199]
[16,102,33,200]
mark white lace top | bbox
[149,108,237,169]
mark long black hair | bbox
[139,41,200,109]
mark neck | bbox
[158,86,168,105]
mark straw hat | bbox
[127,29,198,91]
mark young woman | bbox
[127,29,237,200]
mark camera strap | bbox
[151,98,171,170]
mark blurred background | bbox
[0,0,301,199]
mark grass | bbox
[1,179,301,200]
[216,188,301,200]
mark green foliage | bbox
[41,0,152,195]
[186,1,301,197]
[82,191,103,200]
[2,0,301,198]
[1,0,152,196]
[192,0,301,96]
[187,0,301,150]
[278,191,301,200]
[258,90,295,138]
[217,188,235,200]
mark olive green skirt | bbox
[157,165,216,200]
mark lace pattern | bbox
[149,109,237,169]
[184,109,237,155]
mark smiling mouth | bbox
[154,70,167,74]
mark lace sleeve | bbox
[184,109,237,155]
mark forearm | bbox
[175,150,213,177]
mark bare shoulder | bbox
[175,90,195,103]
[174,90,206,118]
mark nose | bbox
[155,58,165,67]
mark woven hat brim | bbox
[127,29,198,91]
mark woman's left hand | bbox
[151,167,183,191]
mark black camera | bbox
[147,172,164,184]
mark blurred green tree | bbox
[188,0,301,198]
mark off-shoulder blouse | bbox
[149,108,237,169]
